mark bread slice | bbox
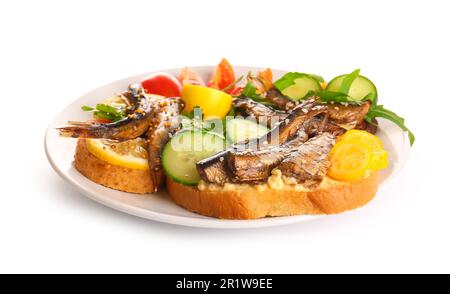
[74,139,157,194]
[167,172,379,219]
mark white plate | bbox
[45,66,411,229]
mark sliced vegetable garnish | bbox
[328,140,373,181]
[330,130,389,181]
[339,129,383,150]
[339,69,361,95]
[178,67,205,86]
[162,131,226,185]
[369,149,389,170]
[308,73,325,83]
[325,70,378,103]
[273,72,322,100]
[208,58,236,93]
[222,75,243,93]
[86,138,149,170]
[225,118,269,144]
[365,104,415,145]
[181,84,232,119]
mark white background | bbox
[1,0,449,273]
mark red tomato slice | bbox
[178,67,205,86]
[208,58,236,93]
[140,72,182,97]
[88,118,112,124]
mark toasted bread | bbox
[74,139,157,194]
[167,172,379,219]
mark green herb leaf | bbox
[274,72,308,92]
[93,103,125,122]
[81,105,94,111]
[308,74,325,83]
[274,72,324,92]
[226,107,235,118]
[96,104,122,116]
[317,91,360,104]
[365,104,415,145]
[92,111,114,121]
[241,81,262,99]
[339,69,360,95]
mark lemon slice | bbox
[86,138,149,170]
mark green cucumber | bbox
[326,74,378,102]
[274,72,322,100]
[225,118,269,144]
[161,131,226,185]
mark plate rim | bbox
[44,66,411,229]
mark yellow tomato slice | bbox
[369,148,389,170]
[339,129,383,149]
[181,84,232,119]
[328,141,373,181]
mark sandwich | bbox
[58,59,414,219]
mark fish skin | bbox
[278,133,335,187]
[146,97,183,192]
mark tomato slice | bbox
[328,141,373,181]
[178,67,205,86]
[339,129,383,149]
[140,72,182,97]
[89,118,112,124]
[369,149,389,170]
[208,58,236,93]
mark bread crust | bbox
[74,139,157,194]
[167,172,379,219]
[75,138,380,218]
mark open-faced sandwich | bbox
[58,59,414,219]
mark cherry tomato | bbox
[140,72,182,97]
[208,58,236,93]
[178,67,205,86]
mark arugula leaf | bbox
[274,72,308,92]
[308,74,325,83]
[274,72,324,92]
[317,91,360,104]
[81,105,94,111]
[365,104,415,145]
[241,81,262,99]
[339,69,360,94]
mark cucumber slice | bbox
[274,72,322,100]
[225,118,269,144]
[161,131,226,185]
[326,74,378,102]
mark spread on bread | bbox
[58,59,414,219]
